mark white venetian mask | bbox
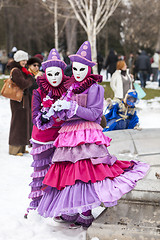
[46,66,63,87]
[72,62,88,82]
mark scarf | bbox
[28,68,39,76]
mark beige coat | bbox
[110,69,133,99]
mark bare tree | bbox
[122,0,160,53]
[39,0,77,53]
[67,0,121,73]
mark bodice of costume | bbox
[31,88,63,143]
[57,83,104,124]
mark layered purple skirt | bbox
[27,141,55,214]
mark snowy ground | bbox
[0,80,160,240]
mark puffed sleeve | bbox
[32,89,42,126]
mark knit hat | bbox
[42,48,66,71]
[27,57,42,66]
[69,41,96,67]
[116,60,126,70]
[14,50,28,62]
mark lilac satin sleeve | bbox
[32,89,42,126]
[75,84,104,122]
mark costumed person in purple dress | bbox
[25,48,68,218]
[103,89,140,132]
[37,41,150,228]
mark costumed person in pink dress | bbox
[37,41,150,228]
[25,48,69,218]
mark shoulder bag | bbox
[1,67,23,102]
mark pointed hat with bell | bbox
[42,48,67,71]
[69,41,96,67]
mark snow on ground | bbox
[0,81,160,240]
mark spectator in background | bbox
[63,51,71,65]
[110,60,134,99]
[6,50,34,156]
[104,48,118,77]
[34,54,44,72]
[158,52,160,87]
[63,51,72,77]
[8,46,17,59]
[151,51,159,82]
[128,53,134,74]
[0,50,8,74]
[34,54,44,62]
[97,53,104,74]
[135,50,151,88]
[27,56,43,80]
[27,56,43,139]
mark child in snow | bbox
[103,89,140,132]
[25,48,69,217]
[37,41,150,228]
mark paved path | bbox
[87,128,160,240]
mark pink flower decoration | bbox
[42,99,53,108]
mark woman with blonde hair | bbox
[110,60,134,99]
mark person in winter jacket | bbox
[135,50,151,88]
[37,41,149,229]
[104,48,118,77]
[103,89,140,132]
[27,56,44,142]
[25,48,69,217]
[7,50,34,156]
[151,51,159,82]
[110,60,134,99]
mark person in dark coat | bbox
[135,50,151,88]
[27,56,43,103]
[27,56,43,142]
[104,48,118,76]
[7,50,34,156]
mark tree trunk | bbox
[54,0,58,50]
[88,28,98,74]
[65,18,77,54]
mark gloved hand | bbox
[52,99,71,112]
[40,106,55,125]
[44,105,55,118]
[41,111,50,124]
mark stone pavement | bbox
[87,128,160,240]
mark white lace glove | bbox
[43,105,55,119]
[53,99,71,112]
